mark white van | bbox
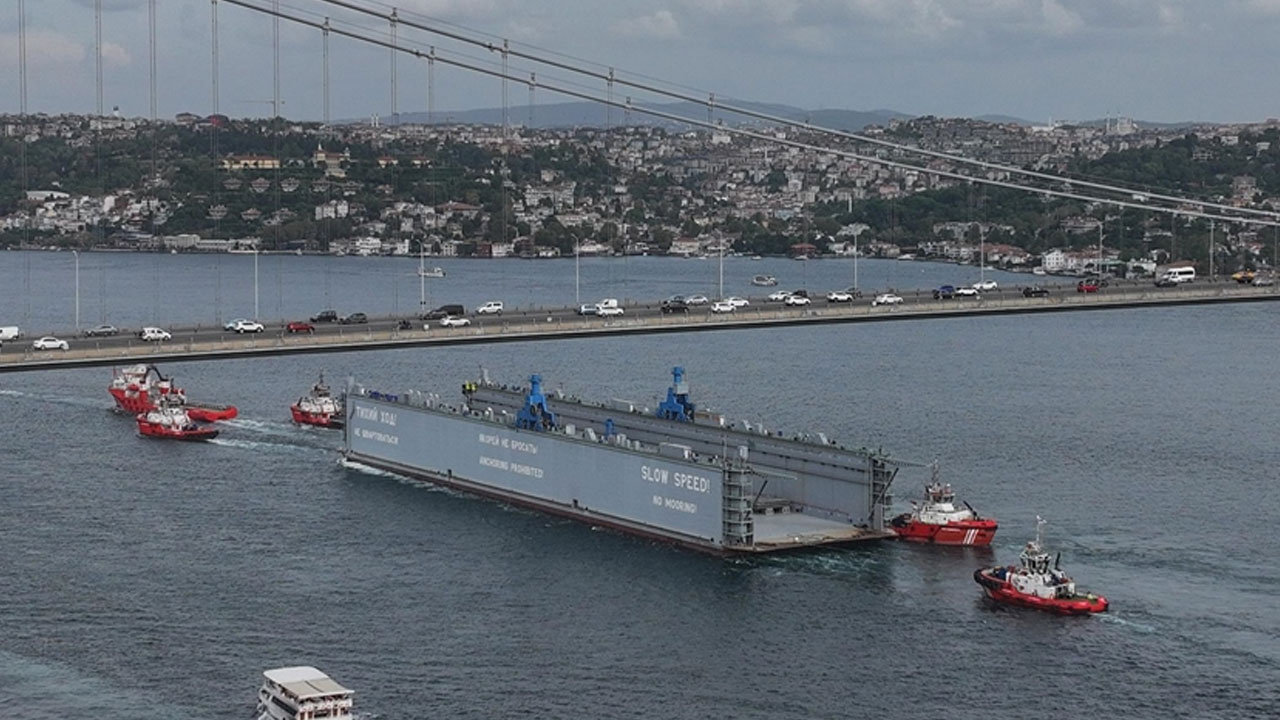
[0,326,23,341]
[1160,266,1196,284]
[139,326,172,342]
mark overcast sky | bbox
[3,0,1280,124]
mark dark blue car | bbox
[933,285,956,300]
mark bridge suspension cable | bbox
[310,0,1280,225]
[220,0,1280,228]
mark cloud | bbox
[1039,0,1084,35]
[611,10,682,40]
[0,30,86,68]
[102,41,131,68]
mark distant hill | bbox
[389,100,910,131]
[374,103,1209,132]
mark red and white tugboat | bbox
[973,518,1109,615]
[290,373,345,429]
[890,465,998,545]
[136,395,220,441]
[108,364,238,422]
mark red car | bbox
[1076,281,1100,293]
[286,321,315,334]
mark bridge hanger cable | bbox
[219,0,1280,228]
[309,0,1279,223]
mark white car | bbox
[139,327,171,342]
[767,290,793,302]
[228,319,264,333]
[871,293,903,307]
[476,301,504,315]
[576,304,599,316]
[439,315,471,328]
[710,300,736,313]
[724,296,750,307]
[596,305,625,317]
[826,290,855,303]
[784,294,811,306]
[686,295,709,305]
[955,287,980,297]
[32,336,69,351]
[973,280,998,291]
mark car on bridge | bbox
[1253,274,1275,287]
[82,324,118,337]
[784,294,811,306]
[871,293,903,307]
[661,298,689,314]
[973,280,998,291]
[1022,286,1051,297]
[710,300,736,313]
[686,295,709,305]
[955,287,980,298]
[286,321,315,334]
[576,304,598,316]
[339,312,368,324]
[933,285,956,299]
[32,336,69,351]
[724,296,750,308]
[476,301,504,315]
[825,290,855,303]
[1077,280,1101,293]
[596,305,625,317]
[439,315,471,328]
[226,319,265,333]
[1232,270,1256,284]
[139,327,171,342]
[311,309,338,323]
[766,290,792,302]
[421,304,465,320]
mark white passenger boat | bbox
[751,274,778,286]
[256,666,353,720]
[417,266,446,278]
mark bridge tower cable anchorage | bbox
[308,0,1279,225]
[223,0,1280,229]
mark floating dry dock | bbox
[344,368,922,554]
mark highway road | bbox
[1,278,1275,372]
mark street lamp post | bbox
[717,239,724,299]
[853,235,858,293]
[73,249,80,330]
[253,248,259,319]
[574,239,580,305]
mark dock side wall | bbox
[346,396,725,544]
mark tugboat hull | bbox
[973,568,1108,615]
[136,421,220,442]
[187,404,238,422]
[291,404,344,429]
[109,387,237,421]
[892,516,998,545]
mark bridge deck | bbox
[1,284,1275,373]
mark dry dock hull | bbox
[344,392,890,555]
[344,451,890,555]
